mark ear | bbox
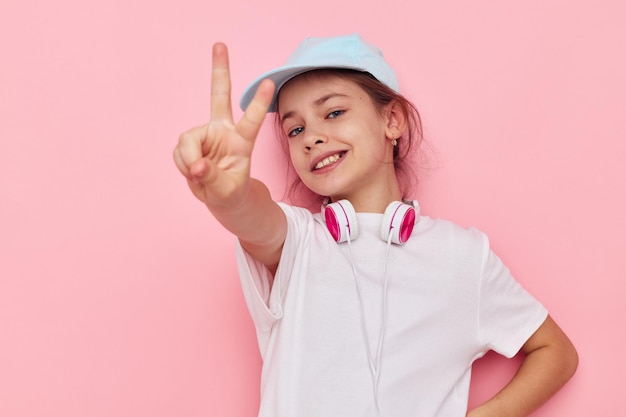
[384,100,408,140]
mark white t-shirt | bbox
[236,203,547,417]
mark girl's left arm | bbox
[467,315,578,417]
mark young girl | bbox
[173,34,578,417]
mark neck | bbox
[330,189,403,214]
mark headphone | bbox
[321,198,419,417]
[323,199,419,245]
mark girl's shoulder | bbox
[412,213,490,252]
[277,202,318,222]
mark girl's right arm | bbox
[173,43,287,273]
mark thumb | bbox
[189,157,219,187]
[186,157,223,204]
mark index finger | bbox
[210,42,233,122]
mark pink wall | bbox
[1,0,623,415]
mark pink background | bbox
[1,0,624,415]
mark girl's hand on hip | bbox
[173,42,275,208]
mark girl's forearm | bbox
[467,316,578,417]
[209,178,287,270]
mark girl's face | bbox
[277,72,402,211]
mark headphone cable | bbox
[346,232,393,417]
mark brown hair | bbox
[273,69,424,211]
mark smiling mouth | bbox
[314,152,346,170]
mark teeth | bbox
[315,154,341,170]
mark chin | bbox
[301,176,353,203]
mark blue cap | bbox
[239,34,399,112]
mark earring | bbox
[392,138,398,146]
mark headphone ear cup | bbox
[324,199,359,243]
[380,201,417,245]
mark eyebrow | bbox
[280,93,349,122]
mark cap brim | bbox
[239,63,370,113]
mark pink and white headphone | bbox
[323,199,419,245]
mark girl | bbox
[173,34,578,417]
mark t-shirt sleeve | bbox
[477,233,548,358]
[235,203,311,338]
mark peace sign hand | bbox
[173,43,275,209]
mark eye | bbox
[327,109,344,119]
[287,126,304,137]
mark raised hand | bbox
[173,43,275,209]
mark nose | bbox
[303,127,327,151]
[305,138,325,151]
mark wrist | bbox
[467,399,518,417]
